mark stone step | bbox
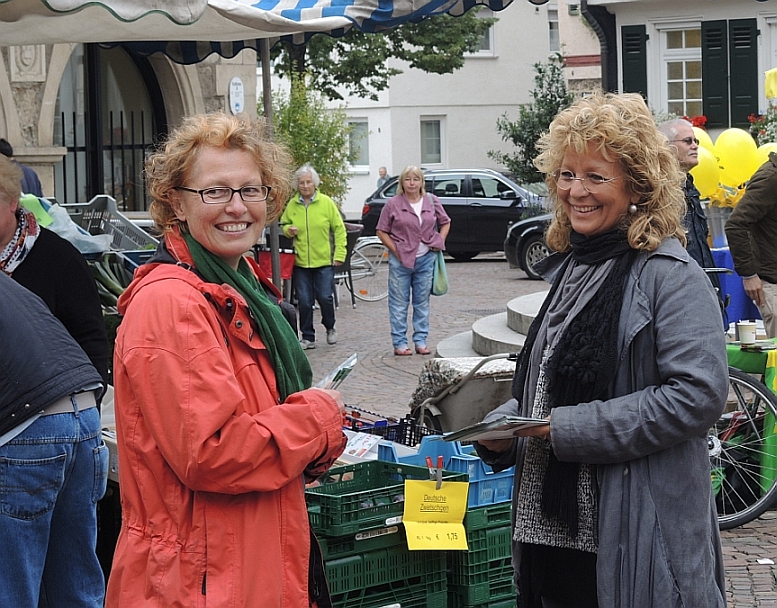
[436,290,548,357]
[507,291,548,335]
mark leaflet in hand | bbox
[443,415,549,442]
[315,353,358,390]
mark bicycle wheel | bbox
[710,367,777,530]
[349,241,389,302]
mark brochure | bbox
[315,353,358,390]
[443,415,549,442]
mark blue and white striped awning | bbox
[0,0,515,52]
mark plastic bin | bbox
[305,460,467,537]
[318,525,406,561]
[347,414,442,447]
[325,543,446,595]
[378,435,514,508]
[61,195,158,251]
[463,502,512,532]
[448,555,515,606]
[330,571,447,608]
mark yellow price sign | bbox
[402,479,468,550]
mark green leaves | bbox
[487,56,574,184]
[267,74,354,205]
[272,10,495,101]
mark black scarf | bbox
[512,229,636,537]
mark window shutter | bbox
[728,19,759,129]
[702,20,729,129]
[621,25,647,98]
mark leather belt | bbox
[40,391,97,416]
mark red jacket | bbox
[106,231,345,607]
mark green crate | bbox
[450,525,512,569]
[447,592,517,608]
[331,567,447,608]
[306,460,467,536]
[318,525,406,560]
[325,543,446,595]
[448,556,515,605]
[463,502,512,532]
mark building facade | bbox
[0,43,257,209]
[586,0,775,135]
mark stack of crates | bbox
[378,436,517,608]
[305,460,467,608]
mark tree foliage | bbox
[265,74,354,205]
[488,56,574,184]
[273,11,495,101]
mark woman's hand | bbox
[308,387,346,416]
[286,225,299,237]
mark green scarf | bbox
[183,233,312,401]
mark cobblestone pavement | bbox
[302,251,777,606]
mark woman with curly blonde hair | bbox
[475,93,727,607]
[106,112,346,607]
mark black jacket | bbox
[0,272,102,436]
[684,175,721,294]
[11,227,110,389]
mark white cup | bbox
[737,321,758,345]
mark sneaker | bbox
[326,329,338,345]
[300,339,316,350]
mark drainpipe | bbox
[580,0,617,92]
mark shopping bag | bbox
[431,250,448,296]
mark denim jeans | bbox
[294,265,336,342]
[388,250,435,348]
[0,405,108,607]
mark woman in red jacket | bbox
[106,112,346,607]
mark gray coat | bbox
[478,238,727,607]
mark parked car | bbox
[504,213,552,280]
[360,168,545,261]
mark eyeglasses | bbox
[671,137,700,146]
[554,170,621,193]
[175,185,272,204]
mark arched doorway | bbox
[53,44,167,210]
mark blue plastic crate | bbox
[377,435,514,508]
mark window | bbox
[472,175,512,198]
[467,8,495,56]
[663,28,703,117]
[548,8,560,53]
[420,119,442,165]
[427,175,466,198]
[348,120,369,167]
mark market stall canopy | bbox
[0,0,515,49]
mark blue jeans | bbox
[0,406,108,607]
[294,265,336,342]
[388,250,435,349]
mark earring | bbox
[628,204,637,214]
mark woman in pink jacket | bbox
[106,112,346,607]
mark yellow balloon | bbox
[756,142,777,169]
[690,146,720,198]
[714,128,759,187]
[693,127,714,153]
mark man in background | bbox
[0,138,43,196]
[725,152,777,337]
[659,119,722,304]
[376,166,389,189]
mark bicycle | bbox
[703,267,777,529]
[344,236,389,302]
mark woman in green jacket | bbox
[281,164,346,349]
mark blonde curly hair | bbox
[535,92,686,253]
[146,112,293,234]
